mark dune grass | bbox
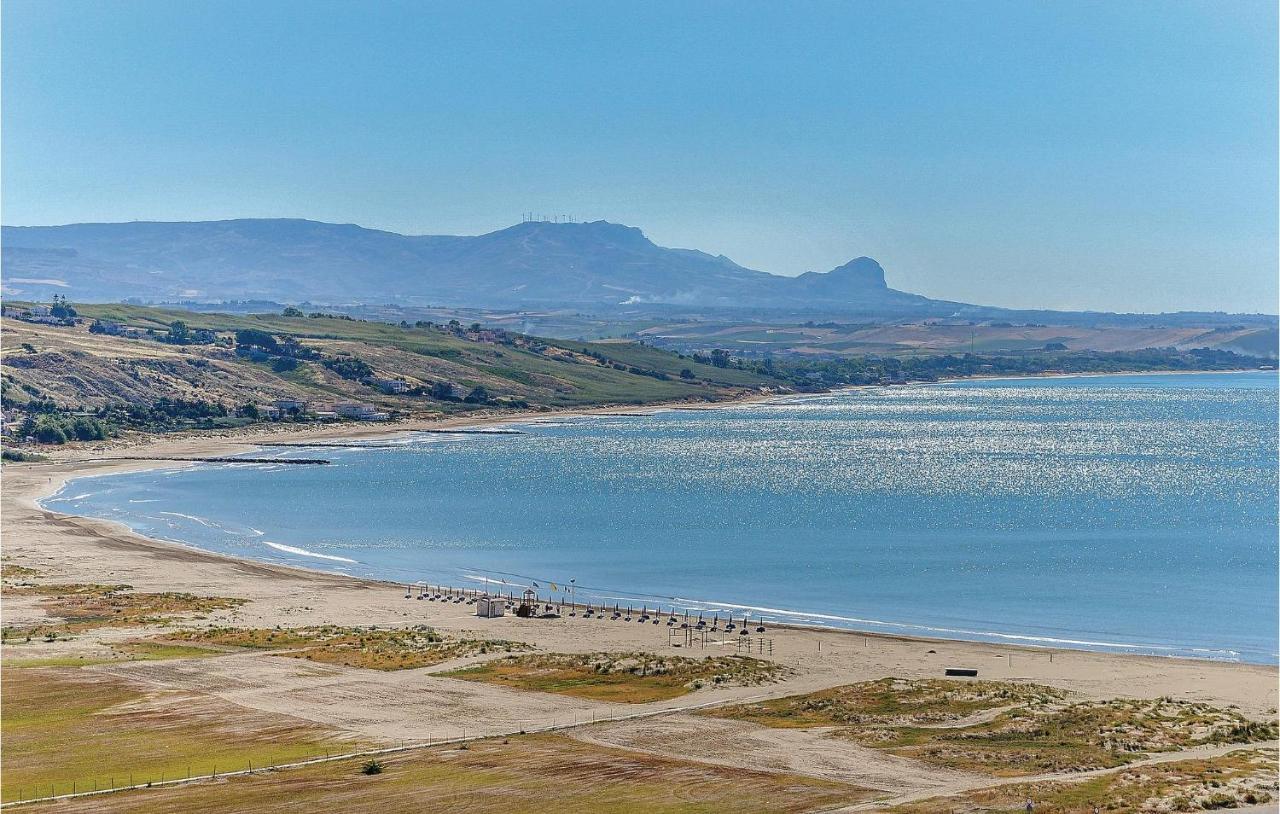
[889,749,1278,813]
[167,624,528,670]
[443,652,787,703]
[0,666,362,803]
[707,679,1279,776]
[1,583,244,642]
[0,561,41,579]
[27,733,870,814]
[707,677,1058,729]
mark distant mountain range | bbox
[1,219,1274,327]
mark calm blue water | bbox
[45,372,1279,662]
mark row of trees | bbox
[711,346,1265,390]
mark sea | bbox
[43,371,1279,663]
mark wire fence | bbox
[0,690,777,808]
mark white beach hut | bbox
[475,595,505,618]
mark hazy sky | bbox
[3,1,1276,313]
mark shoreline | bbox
[15,366,1270,461]
[20,368,1278,669]
[37,470,1268,666]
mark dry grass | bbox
[708,679,1279,776]
[167,625,528,670]
[708,677,1058,729]
[890,749,1279,813]
[29,733,871,814]
[1,561,41,579]
[444,651,788,703]
[0,666,363,803]
[1,641,223,670]
[1,583,244,642]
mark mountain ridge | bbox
[1,218,933,311]
[2,219,1274,325]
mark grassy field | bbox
[443,652,787,703]
[23,733,871,814]
[889,749,1278,813]
[1,583,244,642]
[1,304,774,425]
[707,679,1278,776]
[168,625,528,670]
[1,667,363,803]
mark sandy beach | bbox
[3,397,1277,810]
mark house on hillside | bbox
[332,402,389,421]
[373,378,411,394]
[273,398,309,414]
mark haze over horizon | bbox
[3,0,1276,314]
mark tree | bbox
[679,368,695,380]
[710,349,731,368]
[50,295,77,319]
[238,402,261,419]
[235,329,279,352]
[281,306,305,317]
[70,417,107,441]
[167,320,190,344]
[430,381,459,401]
[464,386,490,404]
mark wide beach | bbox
[3,388,1278,810]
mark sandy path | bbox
[570,714,980,795]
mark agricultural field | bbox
[444,652,788,703]
[638,319,1279,360]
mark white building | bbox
[374,378,411,394]
[332,402,389,421]
[475,596,505,617]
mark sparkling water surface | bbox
[45,372,1279,662]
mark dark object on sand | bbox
[945,667,978,677]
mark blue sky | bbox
[3,0,1275,313]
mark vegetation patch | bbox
[0,561,41,579]
[707,679,1278,776]
[0,448,47,462]
[889,749,1279,813]
[708,677,1057,729]
[444,651,788,703]
[1,583,244,642]
[168,624,527,671]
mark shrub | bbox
[360,760,383,775]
